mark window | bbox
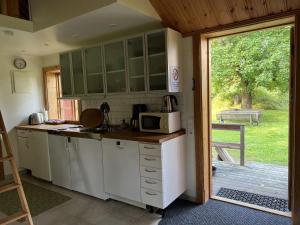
[43,66,81,122]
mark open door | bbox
[289,26,295,211]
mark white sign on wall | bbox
[11,71,32,94]
[169,65,181,92]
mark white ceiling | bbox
[0,2,161,56]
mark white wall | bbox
[181,37,196,198]
[42,53,59,67]
[30,0,116,30]
[0,54,44,175]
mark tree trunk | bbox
[241,92,252,109]
[233,95,241,105]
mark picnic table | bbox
[216,109,263,125]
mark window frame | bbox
[43,66,81,124]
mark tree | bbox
[211,26,290,109]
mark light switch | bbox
[187,118,194,136]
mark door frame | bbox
[193,14,300,224]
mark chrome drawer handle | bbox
[144,158,156,161]
[145,180,157,185]
[145,191,157,196]
[145,169,156,173]
[144,146,155,149]
[117,146,124,149]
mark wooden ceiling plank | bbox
[224,0,239,22]
[286,0,300,10]
[233,0,252,21]
[171,0,200,33]
[266,0,288,14]
[208,0,235,25]
[149,0,300,34]
[150,0,188,32]
[192,0,219,28]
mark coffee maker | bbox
[131,104,147,131]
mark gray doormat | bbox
[0,180,71,217]
[217,187,289,212]
[159,199,291,225]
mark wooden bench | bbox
[212,123,245,166]
[216,109,263,125]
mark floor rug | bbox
[0,180,71,217]
[159,199,291,225]
[217,187,289,212]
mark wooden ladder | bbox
[0,111,33,225]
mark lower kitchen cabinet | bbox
[17,129,52,181]
[49,135,71,189]
[139,136,186,209]
[69,138,106,199]
[17,130,32,169]
[102,138,141,202]
[49,135,107,199]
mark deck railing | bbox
[212,123,245,166]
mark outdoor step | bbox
[0,211,28,225]
[0,183,20,194]
[0,155,13,162]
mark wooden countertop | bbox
[16,124,80,131]
[101,129,186,144]
[16,124,185,143]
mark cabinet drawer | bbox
[17,129,29,138]
[139,143,161,156]
[140,166,162,180]
[141,177,162,192]
[140,155,161,168]
[141,188,163,208]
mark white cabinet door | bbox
[28,131,51,181]
[104,41,127,93]
[69,138,106,199]
[102,138,141,202]
[17,136,31,169]
[60,53,73,97]
[49,135,71,188]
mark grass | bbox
[212,101,289,166]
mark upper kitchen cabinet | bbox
[104,41,127,93]
[71,50,85,96]
[126,36,146,92]
[59,53,73,97]
[146,29,182,92]
[84,46,105,95]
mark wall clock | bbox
[13,57,27,69]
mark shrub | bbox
[253,87,288,110]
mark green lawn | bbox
[212,104,289,166]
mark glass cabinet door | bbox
[147,31,167,91]
[127,36,146,92]
[84,46,104,94]
[71,50,85,95]
[59,53,73,96]
[104,41,126,93]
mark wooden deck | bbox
[212,161,288,200]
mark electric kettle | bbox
[161,95,178,112]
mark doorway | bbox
[209,26,291,215]
[192,16,299,219]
